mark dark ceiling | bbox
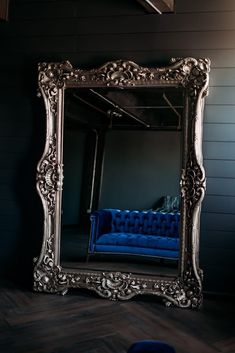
[65,86,183,131]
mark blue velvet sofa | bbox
[89,209,180,259]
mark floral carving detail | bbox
[37,136,63,215]
[89,60,155,86]
[34,233,61,292]
[182,264,203,308]
[187,59,210,98]
[85,272,148,300]
[33,233,81,294]
[84,272,201,308]
[34,264,81,294]
[38,61,73,113]
[153,273,203,308]
[37,58,210,91]
[153,279,189,307]
[181,149,206,215]
[170,57,210,86]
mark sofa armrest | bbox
[89,209,112,253]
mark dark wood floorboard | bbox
[0,280,234,353]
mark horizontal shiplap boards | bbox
[0,137,35,153]
[0,152,28,168]
[0,51,235,71]
[210,68,235,86]
[0,121,33,138]
[0,200,20,214]
[11,1,77,19]
[203,124,235,142]
[176,0,235,13]
[3,31,235,54]
[41,48,235,69]
[201,263,235,292]
[0,215,21,231]
[206,87,235,105]
[11,0,235,18]
[202,195,235,214]
[2,12,235,37]
[204,159,235,178]
[204,105,235,123]
[200,247,235,269]
[0,230,22,250]
[201,230,235,249]
[0,78,26,90]
[76,31,235,51]
[0,185,17,200]
[201,265,234,293]
[206,177,235,196]
[2,36,78,53]
[203,141,235,160]
[0,168,22,184]
[201,212,235,232]
[11,0,143,20]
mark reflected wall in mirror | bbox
[34,58,210,308]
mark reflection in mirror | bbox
[61,86,184,277]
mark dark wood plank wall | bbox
[0,0,235,293]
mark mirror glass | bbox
[60,86,184,277]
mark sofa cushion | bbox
[96,233,179,251]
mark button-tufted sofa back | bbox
[109,209,180,238]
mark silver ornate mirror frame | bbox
[33,58,210,308]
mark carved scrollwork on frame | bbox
[33,233,63,293]
[182,261,203,309]
[186,58,210,98]
[85,272,147,300]
[33,258,203,308]
[89,60,156,86]
[81,271,201,308]
[47,58,210,89]
[37,136,63,215]
[37,58,211,92]
[180,150,206,217]
[37,61,73,113]
[34,58,210,309]
[33,263,81,294]
[34,233,81,294]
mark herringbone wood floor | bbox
[0,280,234,353]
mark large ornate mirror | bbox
[34,58,210,308]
